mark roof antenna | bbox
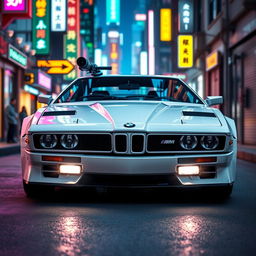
[76,57,112,76]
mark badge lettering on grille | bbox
[161,140,175,144]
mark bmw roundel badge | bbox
[124,122,136,128]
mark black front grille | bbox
[33,134,112,151]
[115,134,127,153]
[147,135,226,152]
[132,135,144,153]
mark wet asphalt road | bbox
[0,154,256,256]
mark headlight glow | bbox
[180,135,198,150]
[201,135,219,150]
[59,165,81,174]
[39,134,58,149]
[177,166,200,175]
[60,134,79,149]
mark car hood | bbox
[30,101,230,133]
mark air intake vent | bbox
[114,134,127,153]
[132,134,145,153]
[43,110,76,116]
[182,111,216,117]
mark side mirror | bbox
[205,96,223,106]
[38,94,53,105]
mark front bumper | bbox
[21,149,237,188]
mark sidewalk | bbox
[0,142,20,157]
[0,142,255,163]
[237,144,256,163]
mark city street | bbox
[0,154,256,256]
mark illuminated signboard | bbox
[38,70,51,91]
[95,49,102,65]
[8,44,27,68]
[206,51,219,71]
[111,63,118,74]
[140,51,148,75]
[110,43,118,60]
[32,0,50,54]
[179,0,193,33]
[24,85,39,95]
[3,0,27,12]
[178,35,193,68]
[64,0,80,80]
[106,0,120,25]
[135,14,146,21]
[160,8,172,41]
[37,59,74,74]
[80,0,94,61]
[51,0,66,31]
[108,31,119,38]
[148,10,155,75]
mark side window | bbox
[58,81,81,102]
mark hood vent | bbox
[182,111,216,117]
[43,110,76,116]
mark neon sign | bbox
[32,0,50,54]
[178,35,193,68]
[51,0,66,32]
[179,0,194,33]
[64,0,80,80]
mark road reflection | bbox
[54,215,90,256]
[167,215,207,256]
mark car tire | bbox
[23,181,53,198]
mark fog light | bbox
[177,166,200,176]
[59,165,81,175]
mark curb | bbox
[237,151,256,163]
[0,145,20,157]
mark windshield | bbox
[56,77,203,104]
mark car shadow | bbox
[28,187,232,206]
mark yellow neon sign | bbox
[206,51,218,71]
[160,8,172,41]
[178,35,193,68]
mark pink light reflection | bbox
[174,215,206,256]
[38,115,57,125]
[89,103,115,126]
[55,217,88,256]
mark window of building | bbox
[208,0,222,24]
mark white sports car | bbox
[21,60,237,198]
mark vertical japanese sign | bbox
[178,35,193,68]
[80,0,94,61]
[178,0,193,33]
[106,0,120,25]
[160,8,172,41]
[64,0,80,81]
[32,0,50,54]
[51,0,67,32]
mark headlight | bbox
[180,135,198,150]
[40,134,58,148]
[60,134,79,149]
[201,135,219,150]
